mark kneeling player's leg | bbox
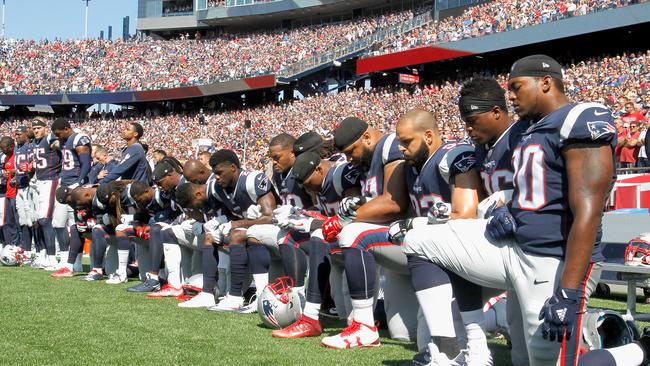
[114,224,134,277]
[148,223,165,277]
[211,229,248,311]
[277,230,309,292]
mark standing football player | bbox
[14,126,35,253]
[99,122,150,184]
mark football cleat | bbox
[146,284,182,298]
[50,267,73,278]
[453,348,493,366]
[106,271,128,285]
[178,291,216,308]
[208,294,244,312]
[321,320,380,349]
[272,315,323,338]
[127,277,161,293]
[413,342,460,366]
[82,269,103,281]
[235,295,258,314]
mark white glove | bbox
[203,218,222,236]
[217,222,232,237]
[246,205,262,220]
[86,218,96,230]
[275,214,291,229]
[477,189,513,219]
[273,205,294,218]
[337,196,366,223]
[120,214,134,225]
[427,202,452,225]
[102,214,111,226]
[286,218,314,233]
[191,221,204,237]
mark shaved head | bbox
[399,109,438,134]
[183,159,212,184]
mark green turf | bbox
[1,265,647,366]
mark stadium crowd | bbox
[3,49,647,169]
[374,0,643,55]
[0,0,641,95]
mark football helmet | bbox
[625,234,650,266]
[0,245,28,266]
[257,276,302,329]
[581,309,635,352]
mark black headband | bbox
[459,97,506,118]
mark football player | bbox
[197,149,278,311]
[319,117,410,349]
[30,119,63,269]
[271,150,361,338]
[0,137,19,247]
[13,126,35,253]
[50,119,92,276]
[402,55,615,365]
[99,122,150,184]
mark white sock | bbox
[93,267,103,274]
[351,298,374,326]
[148,273,159,281]
[461,309,488,353]
[117,250,129,275]
[74,253,83,266]
[416,284,456,338]
[163,243,182,288]
[607,343,645,365]
[294,286,305,297]
[253,273,269,297]
[59,251,68,263]
[304,301,321,320]
[47,255,57,265]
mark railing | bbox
[277,9,435,78]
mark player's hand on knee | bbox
[538,287,582,343]
[426,202,451,224]
[322,215,343,242]
[485,206,516,240]
[337,196,366,223]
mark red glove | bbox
[322,215,343,242]
[135,225,150,240]
[76,209,88,222]
[19,162,33,173]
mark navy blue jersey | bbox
[476,120,529,195]
[60,133,92,186]
[510,103,616,260]
[100,143,150,184]
[33,133,61,181]
[273,168,313,209]
[317,162,362,216]
[88,159,118,185]
[91,195,109,221]
[131,185,180,223]
[362,133,403,199]
[209,170,274,219]
[406,141,476,217]
[14,142,32,189]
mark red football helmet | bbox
[625,234,650,266]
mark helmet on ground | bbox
[257,276,302,329]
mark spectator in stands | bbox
[620,122,642,168]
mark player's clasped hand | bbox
[426,202,451,224]
[337,196,365,223]
[322,215,343,242]
[538,287,582,342]
[485,206,516,240]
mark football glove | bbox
[322,215,343,242]
[337,196,366,223]
[284,218,314,234]
[538,287,583,343]
[135,226,150,240]
[191,221,204,237]
[273,205,294,219]
[217,222,232,237]
[19,162,33,173]
[75,222,87,233]
[427,202,452,225]
[86,218,96,230]
[485,207,516,240]
[388,217,428,245]
[477,189,513,219]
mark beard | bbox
[405,142,430,171]
[357,147,374,171]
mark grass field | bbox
[1,265,648,366]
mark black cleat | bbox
[127,278,161,293]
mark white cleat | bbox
[235,294,258,314]
[453,347,493,366]
[178,291,216,308]
[321,320,380,349]
[105,271,128,285]
[207,294,244,312]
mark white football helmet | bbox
[625,234,650,266]
[0,245,27,266]
[257,276,302,329]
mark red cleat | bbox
[51,267,73,278]
[146,284,183,298]
[272,315,323,338]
